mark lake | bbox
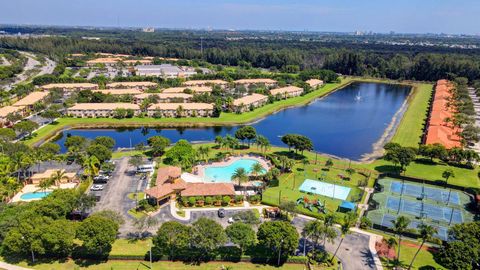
[53,82,412,160]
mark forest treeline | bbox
[1,33,479,82]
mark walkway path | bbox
[0,261,31,270]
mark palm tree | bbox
[250,162,264,180]
[231,167,249,195]
[255,135,270,156]
[198,146,210,163]
[215,136,224,149]
[50,170,68,186]
[408,224,438,270]
[391,216,411,262]
[38,177,54,193]
[331,213,356,262]
[385,237,397,266]
[83,156,100,181]
[285,158,295,173]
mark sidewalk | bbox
[0,261,31,270]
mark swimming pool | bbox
[20,191,52,200]
[203,158,266,183]
[299,179,351,200]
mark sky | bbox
[1,0,480,34]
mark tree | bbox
[13,120,39,137]
[250,162,264,179]
[225,222,256,254]
[40,109,61,123]
[153,221,191,260]
[133,216,159,238]
[231,167,249,195]
[235,126,257,147]
[128,155,144,170]
[391,216,411,262]
[90,210,125,226]
[147,135,171,157]
[257,221,299,264]
[164,140,197,169]
[113,108,127,119]
[197,146,210,163]
[279,201,297,220]
[76,216,119,258]
[384,143,417,173]
[331,213,356,262]
[64,135,88,151]
[281,134,297,151]
[86,144,112,163]
[75,193,97,214]
[93,136,116,149]
[49,169,68,186]
[190,218,227,255]
[83,155,100,180]
[440,168,454,185]
[255,135,270,155]
[214,135,224,149]
[325,158,334,170]
[408,224,438,270]
[38,177,54,193]
[0,128,16,141]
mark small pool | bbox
[299,179,351,200]
[203,158,266,183]
[20,191,51,200]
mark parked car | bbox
[218,208,226,218]
[90,184,104,191]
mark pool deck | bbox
[10,183,78,203]
[193,154,271,181]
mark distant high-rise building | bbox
[142,27,155,33]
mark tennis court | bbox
[390,181,460,205]
[366,177,475,241]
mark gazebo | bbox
[338,201,356,213]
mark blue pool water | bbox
[53,82,412,160]
[20,191,51,200]
[204,158,265,183]
[299,179,351,200]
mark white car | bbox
[90,184,104,191]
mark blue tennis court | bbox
[390,181,460,205]
[381,214,449,241]
[386,196,463,224]
[299,179,351,200]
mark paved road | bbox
[4,52,56,91]
[90,157,150,236]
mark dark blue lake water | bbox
[53,82,411,160]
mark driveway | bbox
[90,157,149,236]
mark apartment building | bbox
[135,64,196,78]
[269,86,304,99]
[161,86,212,94]
[41,83,99,92]
[67,103,141,118]
[13,91,50,110]
[134,93,193,104]
[106,81,158,90]
[234,78,277,88]
[183,79,229,88]
[0,106,26,127]
[306,79,324,88]
[86,57,123,66]
[92,89,143,95]
[233,93,268,113]
[147,103,213,117]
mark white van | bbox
[137,164,154,173]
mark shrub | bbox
[234,195,243,203]
[205,196,213,205]
[222,196,231,206]
[188,197,196,206]
[359,216,372,229]
[180,196,189,207]
[249,195,261,203]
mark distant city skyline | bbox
[1,0,479,35]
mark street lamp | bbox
[21,236,35,263]
[277,239,284,266]
[148,242,153,269]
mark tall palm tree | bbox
[391,216,411,262]
[214,136,224,149]
[331,213,356,262]
[231,167,249,195]
[250,162,264,180]
[83,156,100,181]
[38,177,54,193]
[198,146,210,163]
[50,170,68,186]
[408,224,438,270]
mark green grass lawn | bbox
[111,150,145,159]
[367,158,480,188]
[9,260,308,270]
[391,83,433,147]
[380,240,445,270]
[110,238,151,257]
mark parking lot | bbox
[89,157,149,232]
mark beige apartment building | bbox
[13,91,50,110]
[67,103,141,118]
[0,106,26,127]
[270,86,304,99]
[234,78,277,88]
[161,86,212,94]
[134,93,193,104]
[183,80,229,88]
[106,81,158,90]
[86,57,122,66]
[41,83,99,92]
[306,79,324,88]
[147,103,213,117]
[92,89,143,95]
[233,93,268,113]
